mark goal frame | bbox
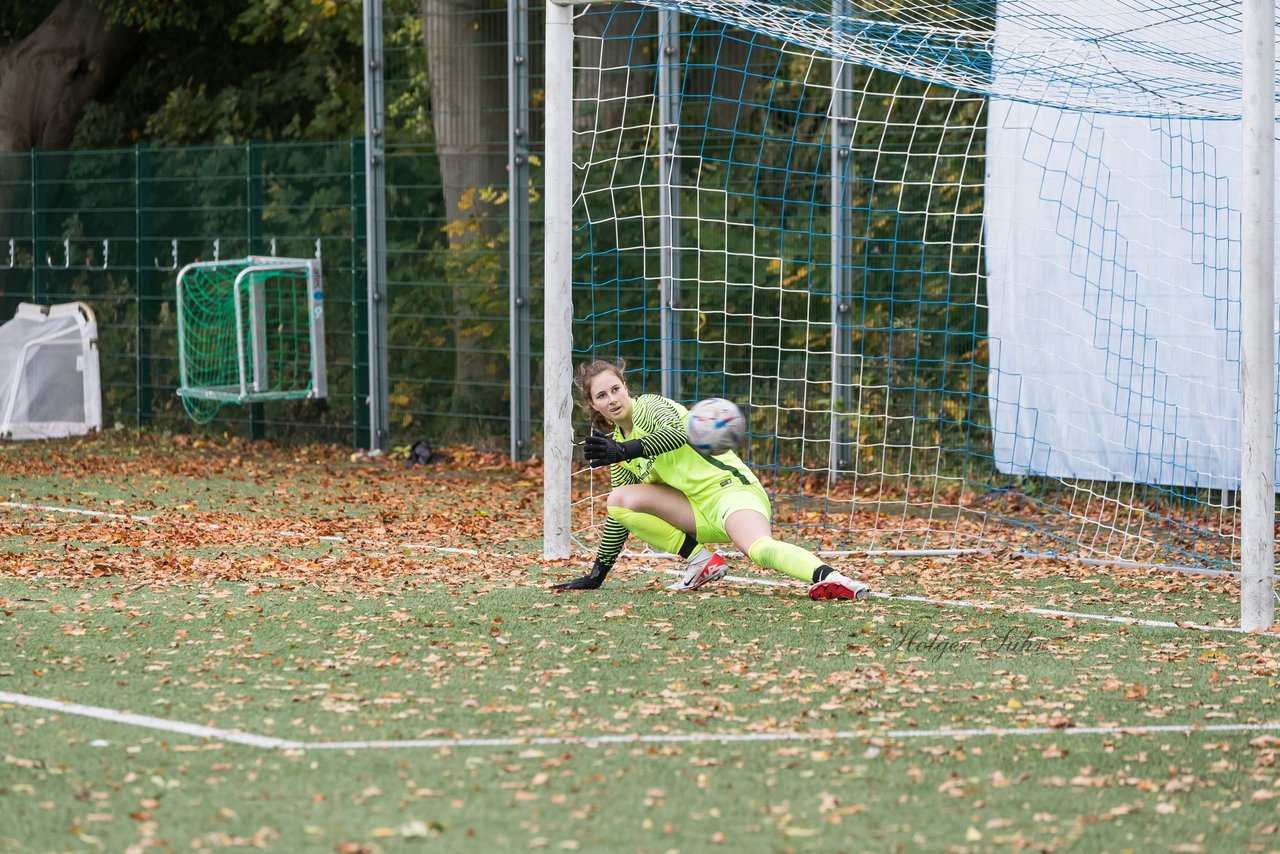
[175,256,327,406]
[541,0,1276,630]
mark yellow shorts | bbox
[691,482,771,544]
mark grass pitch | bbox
[0,431,1277,852]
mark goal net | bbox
[176,257,327,423]
[546,0,1279,612]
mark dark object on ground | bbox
[406,440,450,468]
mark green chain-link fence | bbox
[0,142,371,444]
[0,1,539,451]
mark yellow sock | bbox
[746,536,823,582]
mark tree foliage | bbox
[7,0,368,148]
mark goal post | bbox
[176,256,327,423]
[545,0,1278,628]
[543,0,575,560]
[1241,0,1276,631]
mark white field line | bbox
[5,498,1236,575]
[3,500,1269,636]
[639,566,1263,635]
[2,689,1278,751]
[863,590,1262,635]
[0,690,301,749]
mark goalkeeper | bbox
[550,359,870,601]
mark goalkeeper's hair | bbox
[574,358,627,434]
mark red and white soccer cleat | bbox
[668,550,728,591]
[808,572,870,601]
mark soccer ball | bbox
[686,398,746,454]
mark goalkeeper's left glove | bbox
[550,560,611,590]
[583,431,645,468]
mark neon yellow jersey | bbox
[611,394,760,501]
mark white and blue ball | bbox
[686,398,746,454]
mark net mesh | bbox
[567,1,1272,573]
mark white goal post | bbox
[543,0,576,560]
[1240,0,1276,631]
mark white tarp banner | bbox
[985,6,1280,491]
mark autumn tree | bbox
[0,0,137,152]
[0,0,363,153]
[419,0,510,418]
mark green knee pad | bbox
[747,536,822,582]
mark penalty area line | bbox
[0,690,304,750]
[2,689,1278,751]
[645,566,1260,636]
[1,499,1257,635]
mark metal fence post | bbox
[363,0,390,453]
[658,10,681,399]
[246,141,266,439]
[351,137,371,449]
[829,0,857,479]
[135,146,156,425]
[31,150,44,304]
[509,0,532,461]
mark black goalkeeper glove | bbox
[550,560,612,591]
[582,431,645,468]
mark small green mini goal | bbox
[176,257,326,423]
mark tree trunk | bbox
[420,0,509,421]
[0,0,139,152]
[0,0,139,307]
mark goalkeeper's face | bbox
[587,372,633,425]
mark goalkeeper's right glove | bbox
[583,431,645,468]
[550,560,611,591]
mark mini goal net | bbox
[542,0,1280,627]
[176,257,327,423]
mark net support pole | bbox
[829,1,856,479]
[362,0,390,453]
[1240,0,1276,632]
[543,0,574,559]
[245,142,267,438]
[509,0,533,462]
[31,150,44,305]
[658,10,682,399]
[134,146,155,426]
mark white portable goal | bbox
[543,0,1279,629]
[0,302,102,440]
